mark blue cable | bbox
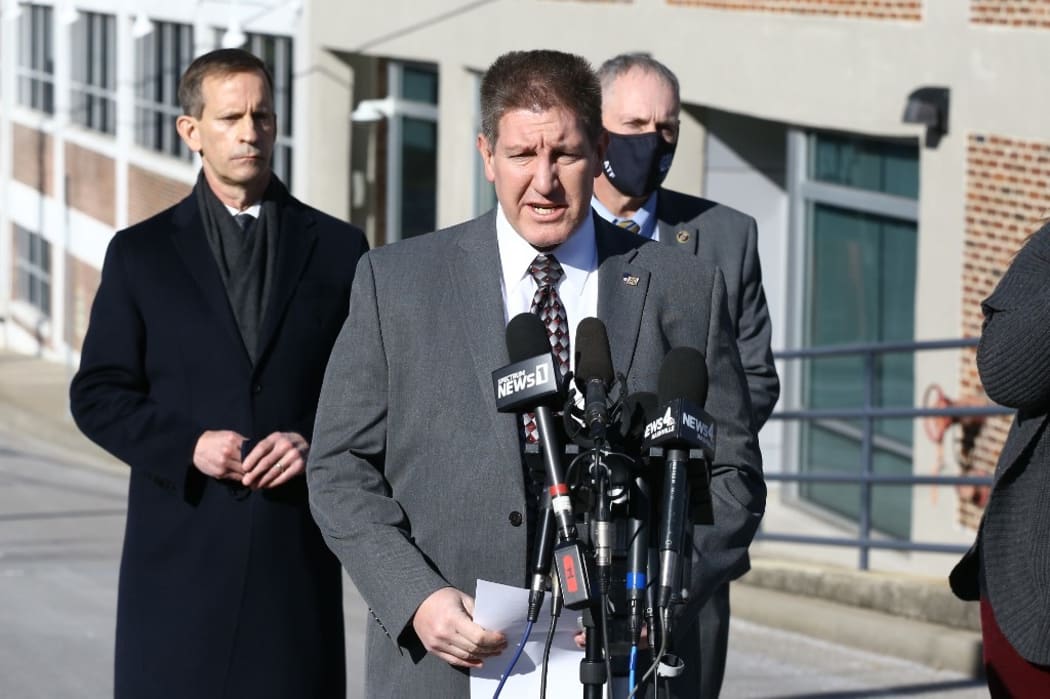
[492,620,534,699]
[628,644,638,695]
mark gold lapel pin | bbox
[676,230,691,244]
[622,273,640,287]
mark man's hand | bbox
[242,431,308,489]
[411,587,507,668]
[193,430,248,480]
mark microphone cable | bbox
[628,613,669,699]
[539,573,562,699]
[491,620,533,699]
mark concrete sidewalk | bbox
[0,348,984,679]
[0,350,122,472]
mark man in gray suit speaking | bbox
[308,49,764,698]
[593,53,779,698]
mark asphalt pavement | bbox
[0,349,988,697]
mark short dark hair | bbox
[597,53,680,112]
[480,50,602,147]
[178,48,274,118]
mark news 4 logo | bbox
[643,398,716,455]
[492,354,561,412]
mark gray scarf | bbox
[195,171,281,363]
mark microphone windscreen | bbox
[657,347,709,407]
[619,391,658,447]
[574,317,614,388]
[506,312,552,363]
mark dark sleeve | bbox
[735,216,780,429]
[69,235,204,496]
[682,267,766,622]
[976,223,1050,412]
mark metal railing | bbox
[759,337,1013,570]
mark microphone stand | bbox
[579,454,610,699]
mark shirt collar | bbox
[223,203,262,219]
[590,190,659,241]
[496,203,597,296]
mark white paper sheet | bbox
[469,579,584,699]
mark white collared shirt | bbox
[495,204,600,371]
[223,203,262,219]
[591,191,659,242]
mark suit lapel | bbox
[596,219,649,383]
[447,212,522,465]
[656,193,700,255]
[169,195,252,369]
[256,199,318,366]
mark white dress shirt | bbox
[495,204,599,372]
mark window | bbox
[71,12,117,134]
[472,72,496,216]
[214,31,295,188]
[14,225,52,318]
[16,4,55,114]
[389,63,439,240]
[135,20,194,159]
[794,131,919,539]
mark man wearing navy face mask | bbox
[592,53,779,698]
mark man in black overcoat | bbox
[70,48,367,698]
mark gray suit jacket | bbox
[950,221,1050,665]
[656,189,779,429]
[307,212,764,698]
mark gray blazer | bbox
[950,221,1050,665]
[307,212,764,698]
[656,189,779,429]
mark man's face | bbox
[602,67,679,144]
[477,106,605,249]
[177,70,275,192]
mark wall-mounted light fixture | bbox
[902,86,949,148]
[351,97,394,123]
[132,12,153,39]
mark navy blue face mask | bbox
[602,131,677,198]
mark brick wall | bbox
[66,142,116,227]
[12,123,54,196]
[972,0,1050,28]
[127,165,191,226]
[64,251,100,354]
[666,0,922,20]
[957,133,1050,528]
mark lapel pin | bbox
[622,273,640,287]
[676,230,691,244]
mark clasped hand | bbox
[192,430,308,489]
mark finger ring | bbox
[275,462,284,473]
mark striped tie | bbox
[616,218,641,234]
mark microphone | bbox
[623,392,658,647]
[643,347,715,614]
[527,498,556,623]
[493,313,592,610]
[574,317,615,442]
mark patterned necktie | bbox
[523,253,569,443]
[616,218,641,234]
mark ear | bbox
[592,129,609,178]
[476,133,496,183]
[176,115,201,153]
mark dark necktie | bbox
[523,253,569,443]
[616,218,641,234]
[234,212,256,235]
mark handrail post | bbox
[858,350,876,570]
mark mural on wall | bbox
[922,383,989,513]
